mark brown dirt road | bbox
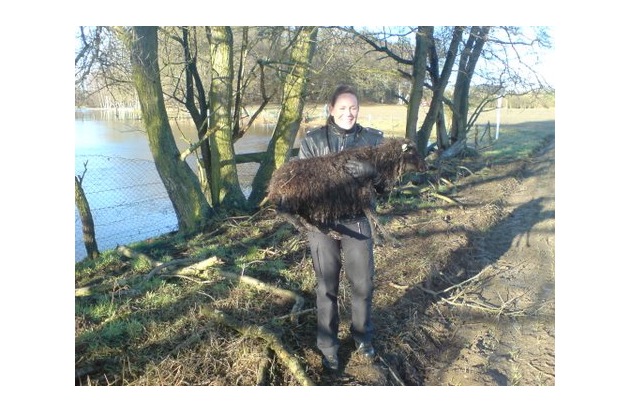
[422,139,556,386]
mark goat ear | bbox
[402,143,409,152]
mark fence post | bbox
[495,96,503,140]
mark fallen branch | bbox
[439,177,455,188]
[116,245,161,267]
[257,347,273,386]
[272,308,316,322]
[420,269,485,297]
[201,307,314,386]
[439,138,469,160]
[75,286,99,297]
[438,297,526,317]
[217,269,305,324]
[75,278,134,297]
[114,246,305,323]
[420,265,523,316]
[144,257,197,280]
[377,355,405,386]
[421,265,531,317]
[170,256,222,277]
[429,192,460,205]
[458,165,474,176]
[388,281,410,290]
[76,249,218,297]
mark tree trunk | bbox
[418,26,463,154]
[123,26,212,234]
[179,27,213,201]
[75,175,99,260]
[436,104,449,149]
[206,26,247,209]
[232,26,249,141]
[404,26,430,149]
[450,26,491,144]
[249,27,318,206]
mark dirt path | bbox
[423,140,555,385]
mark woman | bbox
[298,85,383,372]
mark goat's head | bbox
[399,140,427,174]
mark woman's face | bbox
[330,93,359,131]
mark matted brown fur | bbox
[266,138,425,225]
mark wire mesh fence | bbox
[74,154,259,262]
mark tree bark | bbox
[404,26,430,149]
[249,27,318,206]
[206,26,247,209]
[179,27,213,201]
[122,26,213,234]
[450,26,491,144]
[418,26,463,154]
[436,104,449,149]
[75,175,99,260]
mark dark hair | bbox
[329,84,358,108]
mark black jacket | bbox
[298,117,384,159]
[297,117,384,223]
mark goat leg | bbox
[278,212,312,234]
[302,218,343,240]
[297,217,343,240]
[364,208,401,248]
[278,212,342,240]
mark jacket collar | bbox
[327,116,360,136]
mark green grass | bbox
[476,118,554,162]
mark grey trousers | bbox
[307,216,375,357]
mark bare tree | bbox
[205,26,247,209]
[75,163,99,260]
[449,26,491,145]
[348,26,552,155]
[249,27,319,206]
[346,26,434,153]
[117,26,213,233]
[160,26,303,209]
[75,26,136,108]
[421,26,463,151]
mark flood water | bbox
[75,109,299,262]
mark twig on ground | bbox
[429,192,461,205]
[145,257,196,280]
[377,356,405,386]
[272,308,316,321]
[420,265,491,297]
[201,307,314,386]
[421,264,531,317]
[388,281,410,290]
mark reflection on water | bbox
[75,109,281,157]
[75,109,305,262]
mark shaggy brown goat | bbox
[264,138,426,244]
